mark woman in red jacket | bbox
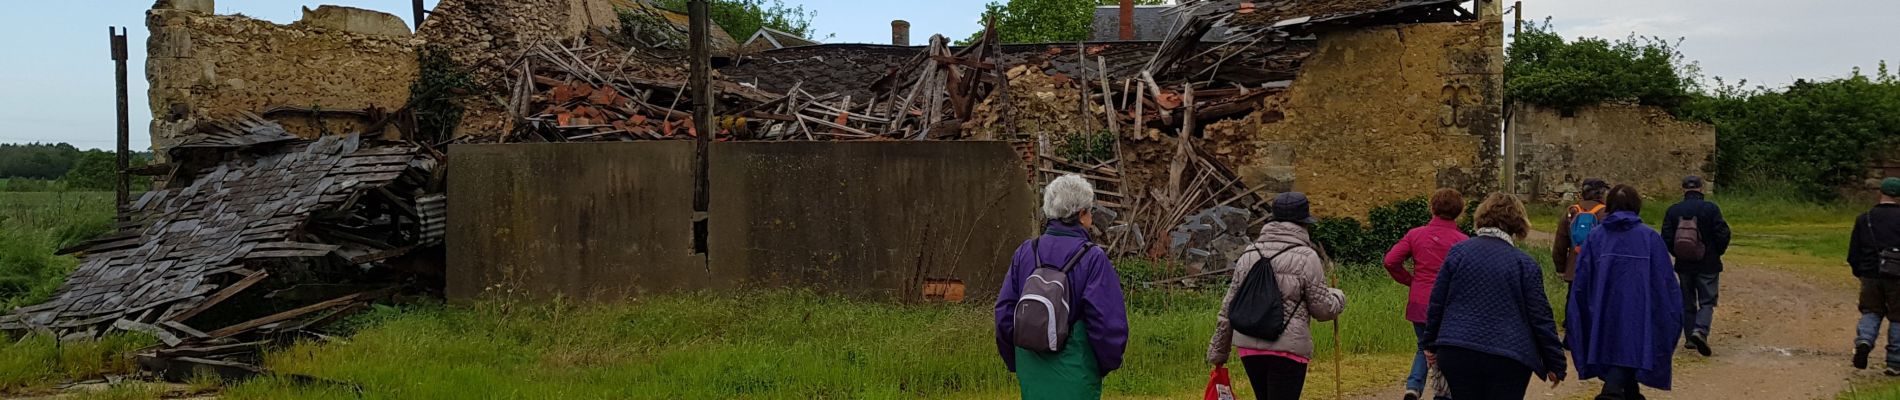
[1383,188,1468,400]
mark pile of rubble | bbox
[2,115,442,380]
[498,22,1006,143]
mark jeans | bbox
[1409,324,1450,398]
[1595,366,1644,400]
[1435,346,1531,400]
[1678,271,1719,337]
[1241,355,1308,400]
[1859,278,1900,368]
[1857,313,1900,368]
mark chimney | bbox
[892,20,911,46]
[1118,0,1134,40]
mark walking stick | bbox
[1316,243,1343,400]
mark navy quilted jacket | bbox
[1420,235,1567,380]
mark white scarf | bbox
[1476,227,1515,246]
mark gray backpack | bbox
[1012,239,1093,353]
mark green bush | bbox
[1678,64,1900,199]
[1308,197,1483,266]
[1054,131,1115,165]
[1506,20,1697,112]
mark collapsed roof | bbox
[3,115,441,349]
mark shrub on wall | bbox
[1506,20,1697,112]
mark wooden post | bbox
[688,0,713,255]
[1513,1,1522,41]
[110,27,130,222]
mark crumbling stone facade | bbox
[1247,21,1503,218]
[1509,103,1717,200]
[146,3,420,157]
[1121,19,1505,219]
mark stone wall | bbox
[1120,19,1505,219]
[1509,103,1717,200]
[146,3,420,156]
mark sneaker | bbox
[1855,342,1874,369]
[1687,332,1712,356]
[1403,390,1419,400]
[1885,367,1900,377]
[1685,341,1699,351]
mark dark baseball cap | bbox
[1269,192,1317,224]
[1683,175,1705,190]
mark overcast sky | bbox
[0,0,1892,151]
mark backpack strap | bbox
[1058,242,1096,272]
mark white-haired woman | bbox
[995,174,1129,400]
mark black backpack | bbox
[1012,239,1093,353]
[1230,243,1305,340]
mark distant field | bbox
[0,191,113,309]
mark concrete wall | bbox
[1509,103,1717,200]
[447,141,1037,302]
[446,142,707,301]
[146,3,420,157]
[708,142,1037,300]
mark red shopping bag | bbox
[1204,365,1235,400]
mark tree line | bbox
[1507,20,1900,199]
[0,143,151,191]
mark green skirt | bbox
[1014,321,1102,400]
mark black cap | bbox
[1581,178,1609,191]
[1269,192,1317,224]
[1683,175,1705,190]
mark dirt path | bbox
[1352,233,1866,400]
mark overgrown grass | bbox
[224,262,1434,400]
[0,333,153,394]
[0,191,114,309]
[1839,377,1900,400]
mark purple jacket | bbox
[1566,211,1684,390]
[994,221,1129,375]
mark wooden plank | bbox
[155,341,263,358]
[203,288,393,339]
[160,320,210,339]
[251,242,340,252]
[112,318,182,346]
[243,249,333,259]
[164,271,268,323]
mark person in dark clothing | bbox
[1850,177,1900,374]
[1553,179,1611,282]
[1660,175,1732,357]
[1422,193,1567,400]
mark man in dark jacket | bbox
[1661,175,1731,356]
[1850,177,1900,373]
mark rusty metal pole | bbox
[111,27,130,222]
[412,0,426,31]
[689,0,713,255]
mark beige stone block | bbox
[157,0,214,14]
[297,5,411,37]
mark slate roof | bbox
[1090,5,1241,42]
[740,27,821,53]
[1,122,434,337]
